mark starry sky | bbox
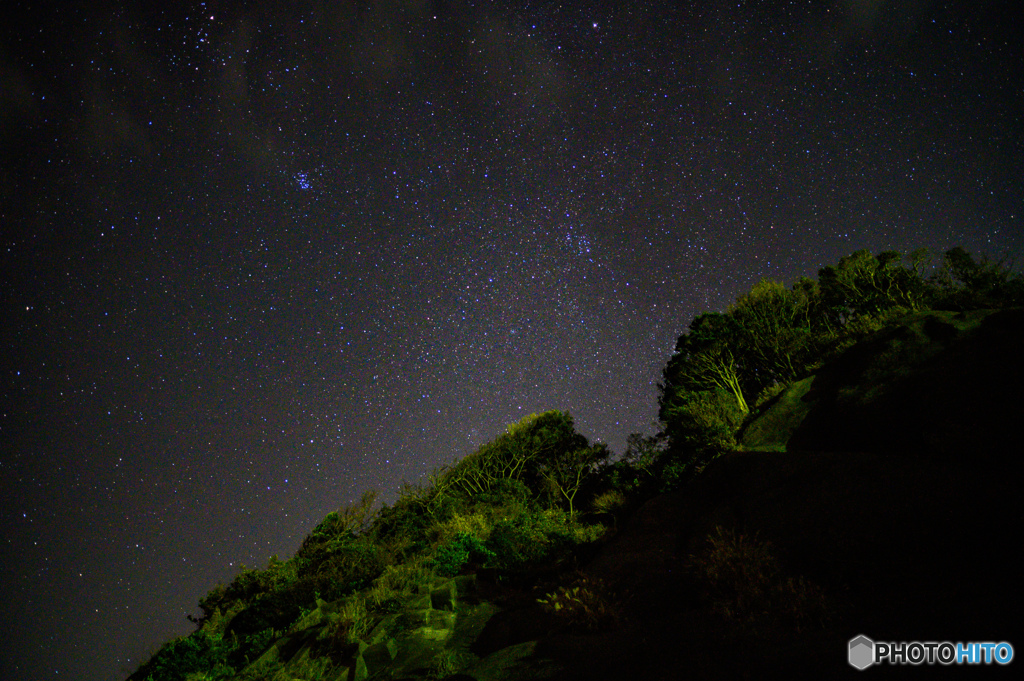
[1,1,1021,679]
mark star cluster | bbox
[1,1,1021,680]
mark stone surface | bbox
[362,637,398,671]
[465,640,559,681]
[431,582,457,610]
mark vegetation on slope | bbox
[129,246,1021,680]
[657,246,1023,477]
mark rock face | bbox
[232,572,561,681]
[761,308,1024,455]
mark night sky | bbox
[1,1,1021,679]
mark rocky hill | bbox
[129,308,1021,681]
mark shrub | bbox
[339,597,374,642]
[754,381,787,410]
[485,508,601,573]
[375,558,432,593]
[476,477,535,506]
[366,559,431,612]
[430,511,492,545]
[597,434,662,497]
[324,596,374,644]
[198,600,246,637]
[537,573,618,631]
[303,491,380,547]
[227,586,307,637]
[372,483,435,543]
[428,649,467,680]
[688,526,829,632]
[233,658,283,681]
[678,389,743,453]
[129,631,233,681]
[591,489,627,516]
[431,532,496,577]
[236,628,276,664]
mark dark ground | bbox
[488,309,1023,679]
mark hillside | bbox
[128,247,1022,681]
[127,306,1021,681]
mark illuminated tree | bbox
[818,249,929,319]
[438,410,588,499]
[662,313,749,414]
[540,443,609,515]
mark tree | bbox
[657,312,750,471]
[438,410,589,499]
[678,344,749,414]
[818,249,929,319]
[727,278,813,385]
[932,247,1023,309]
[541,443,609,515]
[662,313,749,414]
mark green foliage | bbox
[233,658,284,681]
[232,627,276,665]
[296,492,382,574]
[540,443,610,514]
[366,559,432,612]
[818,249,930,319]
[666,313,750,413]
[621,433,662,475]
[326,597,373,644]
[658,388,743,485]
[537,573,618,631]
[428,649,468,680]
[931,247,1024,309]
[593,433,662,502]
[132,243,1018,681]
[753,381,787,410]
[306,490,380,544]
[688,526,829,632]
[656,245,1015,485]
[227,588,307,637]
[430,510,492,545]
[474,476,535,506]
[485,508,601,573]
[436,410,590,502]
[131,413,604,681]
[431,532,496,576]
[728,278,818,385]
[371,483,435,548]
[591,489,627,516]
[130,631,234,681]
[192,554,300,632]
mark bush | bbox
[428,649,468,680]
[591,490,627,516]
[229,627,275,667]
[366,559,432,612]
[230,589,305,637]
[476,477,535,506]
[336,597,374,643]
[431,532,496,577]
[485,508,602,573]
[537,573,618,631]
[130,631,234,681]
[688,526,829,632]
[430,511,492,545]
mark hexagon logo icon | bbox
[849,635,875,670]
